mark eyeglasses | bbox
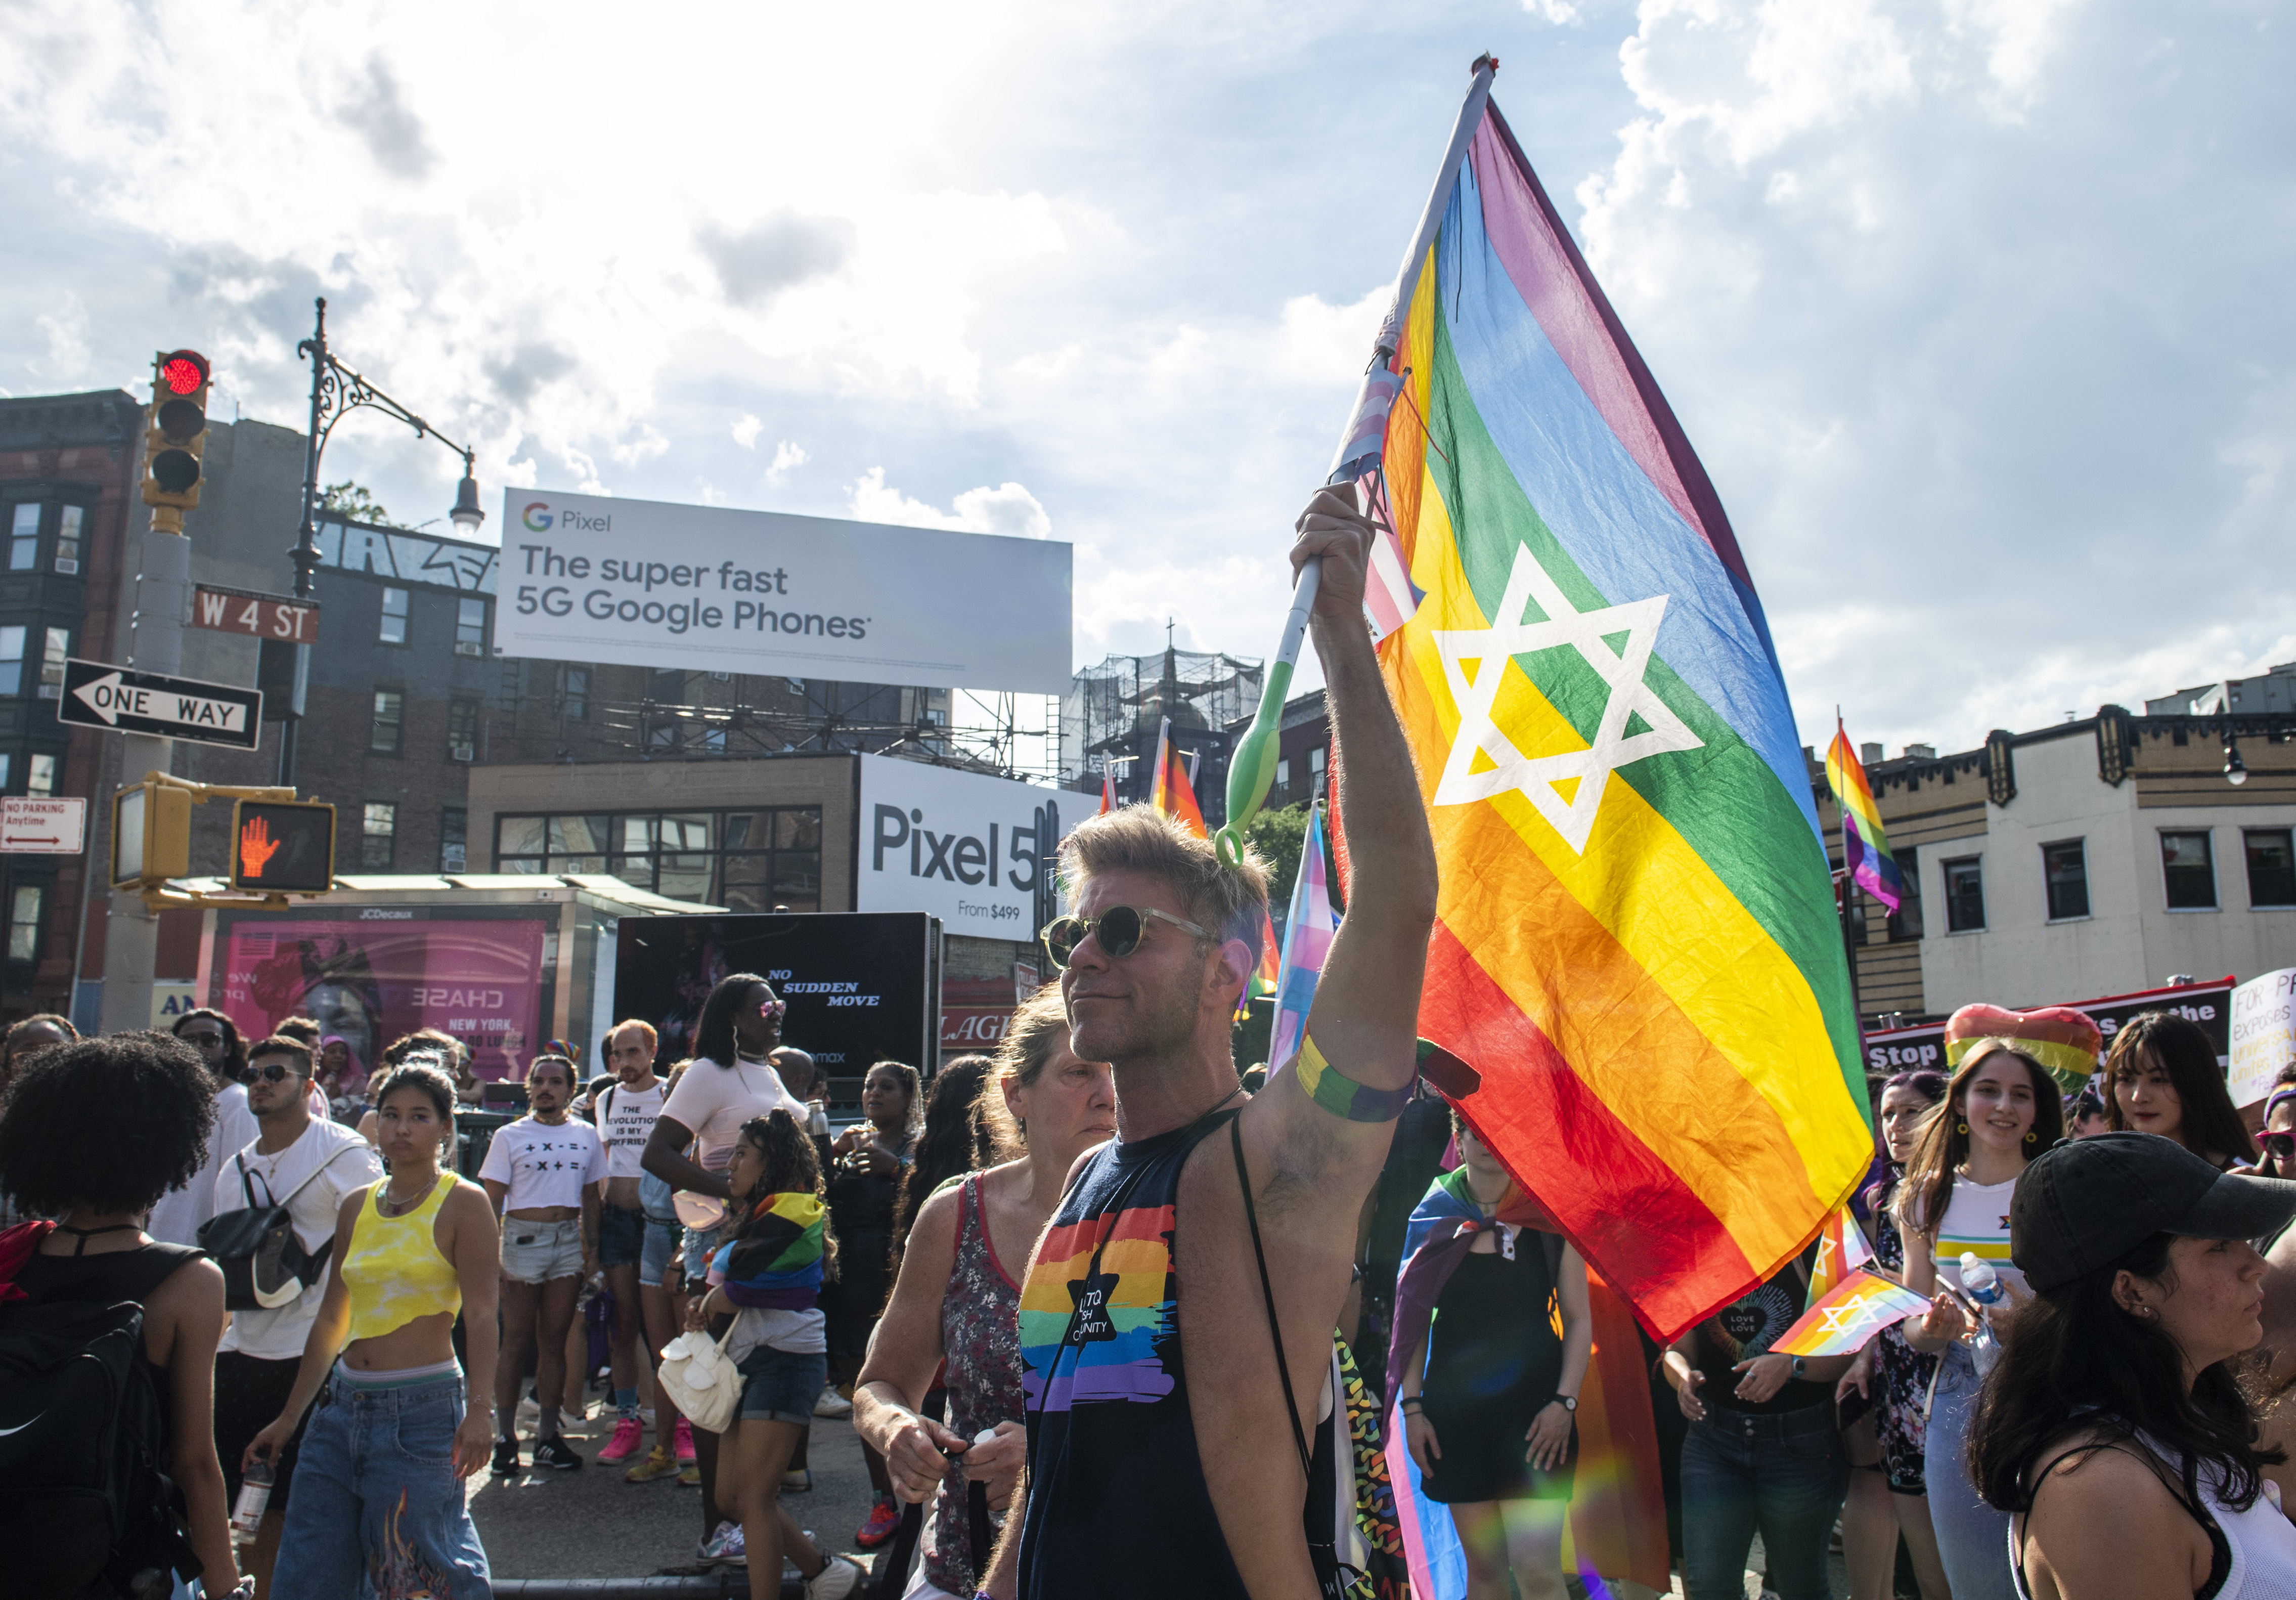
[756,1000,786,1018]
[251,1063,304,1084]
[2262,1133,2295,1162]
[1040,906,1214,970]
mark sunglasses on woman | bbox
[2263,1133,2295,1162]
[1040,905,1214,970]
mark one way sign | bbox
[59,659,263,750]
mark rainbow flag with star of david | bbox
[1350,93,1871,1339]
[1771,1269,1931,1359]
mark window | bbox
[361,803,397,870]
[1944,856,1985,932]
[26,754,56,797]
[447,698,479,760]
[0,755,9,789]
[6,883,40,963]
[37,628,67,700]
[370,689,404,755]
[1276,758,1291,793]
[456,597,487,651]
[0,626,22,697]
[2244,830,2294,909]
[559,666,589,721]
[379,587,409,644]
[1886,848,1923,940]
[2161,831,2217,911]
[1310,746,1326,779]
[495,805,824,911]
[2043,840,2090,921]
[439,807,468,874]
[55,506,82,572]
[7,503,36,571]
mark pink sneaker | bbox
[674,1418,696,1463]
[598,1417,644,1463]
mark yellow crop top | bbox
[339,1176,461,1343]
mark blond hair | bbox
[980,982,1076,1159]
[1058,805,1270,966]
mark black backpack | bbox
[0,1252,201,1598]
[198,1146,355,1312]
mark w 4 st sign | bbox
[191,584,320,644]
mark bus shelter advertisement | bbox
[493,489,1073,695]
[856,754,1078,937]
[210,913,551,1084]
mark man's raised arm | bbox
[1248,484,1438,1180]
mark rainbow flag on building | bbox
[1771,1269,1930,1359]
[1269,800,1336,1068]
[1826,722,1905,913]
[1351,77,1871,1337]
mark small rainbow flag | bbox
[1149,718,1208,838]
[1771,1269,1929,1359]
[1825,722,1904,914]
[1269,800,1336,1068]
[1802,1204,1874,1308]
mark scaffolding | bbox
[1061,646,1264,804]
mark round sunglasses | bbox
[1040,905,1214,970]
[2262,1132,2295,1163]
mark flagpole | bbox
[1216,53,1500,868]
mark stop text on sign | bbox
[192,585,320,644]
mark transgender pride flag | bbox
[1269,800,1336,1069]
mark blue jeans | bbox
[270,1368,492,1599]
[1926,1348,2015,1600]
[1680,1405,1847,1600]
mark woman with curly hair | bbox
[0,1031,239,1596]
[1968,1133,2296,1596]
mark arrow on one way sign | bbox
[58,659,263,750]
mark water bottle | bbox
[230,1460,274,1540]
[807,1101,829,1138]
[1960,1252,2006,1306]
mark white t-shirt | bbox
[1914,1174,2028,1300]
[214,1118,384,1359]
[478,1117,608,1212]
[658,1057,808,1175]
[596,1080,667,1181]
[148,1083,260,1247]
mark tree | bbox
[1243,802,1309,909]
[319,480,408,529]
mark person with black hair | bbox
[1968,1133,2296,1597]
[249,1059,500,1597]
[643,973,810,1546]
[150,1012,262,1248]
[820,1062,920,1438]
[174,1007,249,1084]
[2107,1011,2258,1171]
[0,1012,73,1223]
[0,1031,240,1594]
[2067,1086,2111,1140]
[685,1110,864,1597]
[890,1053,1000,1269]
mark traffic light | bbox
[143,349,211,532]
[230,799,336,894]
[111,779,191,889]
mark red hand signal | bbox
[239,816,282,878]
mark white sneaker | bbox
[808,1554,863,1599]
[813,1385,853,1419]
[700,1521,746,1567]
[516,1395,539,1424]
[561,1405,588,1431]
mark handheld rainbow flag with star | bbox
[1334,62,1871,1338]
[1826,722,1905,914]
[1771,1269,1930,1359]
[1803,1205,1875,1308]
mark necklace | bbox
[379,1174,439,1217]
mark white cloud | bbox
[731,415,763,449]
[849,467,1049,539]
[766,440,808,485]
[30,293,89,380]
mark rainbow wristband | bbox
[1296,1034,1414,1123]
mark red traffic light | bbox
[159,351,209,395]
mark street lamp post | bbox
[279,296,486,786]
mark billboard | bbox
[1862,977,2237,1079]
[494,489,1072,695]
[2229,969,2296,1108]
[211,912,552,1084]
[612,912,939,1087]
[856,754,1076,938]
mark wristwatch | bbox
[1556,1394,1578,1413]
[1789,1355,1808,1378]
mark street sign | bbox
[60,659,262,750]
[2,796,85,854]
[192,584,320,644]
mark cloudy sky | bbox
[4,0,2290,773]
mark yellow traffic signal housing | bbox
[142,349,211,532]
[230,799,336,894]
[111,780,192,889]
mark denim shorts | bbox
[682,1221,734,1293]
[500,1217,584,1283]
[599,1204,647,1270]
[737,1343,828,1425]
[640,1218,679,1289]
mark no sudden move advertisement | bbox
[494,489,1072,695]
[856,754,1078,937]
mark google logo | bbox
[522,502,553,532]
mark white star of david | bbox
[1816,1295,1888,1337]
[1432,542,1704,853]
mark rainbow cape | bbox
[1357,94,1871,1337]
[1771,1268,1929,1359]
[1826,723,1904,913]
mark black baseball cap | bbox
[2011,1132,2296,1292]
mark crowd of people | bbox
[4,501,2295,1600]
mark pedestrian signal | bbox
[230,799,335,894]
[111,780,192,889]
[143,349,211,529]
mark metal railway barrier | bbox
[492,1577,802,1598]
